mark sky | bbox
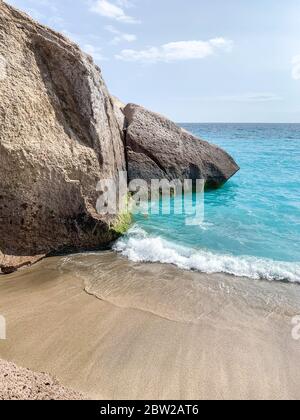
[5,0,300,122]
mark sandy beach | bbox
[0,251,300,400]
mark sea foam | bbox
[114,226,300,284]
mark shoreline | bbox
[114,226,300,285]
[0,251,300,400]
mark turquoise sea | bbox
[115,124,300,283]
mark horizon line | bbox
[178,122,300,125]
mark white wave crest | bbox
[114,226,300,283]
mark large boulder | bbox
[0,2,126,272]
[124,104,239,187]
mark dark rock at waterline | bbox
[124,104,239,187]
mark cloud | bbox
[105,25,136,44]
[24,8,45,21]
[7,0,64,28]
[62,31,107,62]
[211,93,283,102]
[83,44,107,61]
[116,0,134,7]
[115,38,233,63]
[175,93,283,103]
[90,0,140,24]
[112,33,137,44]
[292,55,300,80]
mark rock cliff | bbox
[0,1,239,273]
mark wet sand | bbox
[0,251,300,400]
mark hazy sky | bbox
[6,0,300,122]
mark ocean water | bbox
[115,124,300,283]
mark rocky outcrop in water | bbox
[124,104,239,187]
[0,1,239,273]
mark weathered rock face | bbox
[124,104,239,187]
[111,95,126,135]
[0,2,126,272]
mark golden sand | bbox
[0,251,299,400]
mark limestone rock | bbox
[0,1,126,272]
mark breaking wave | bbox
[114,226,300,284]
